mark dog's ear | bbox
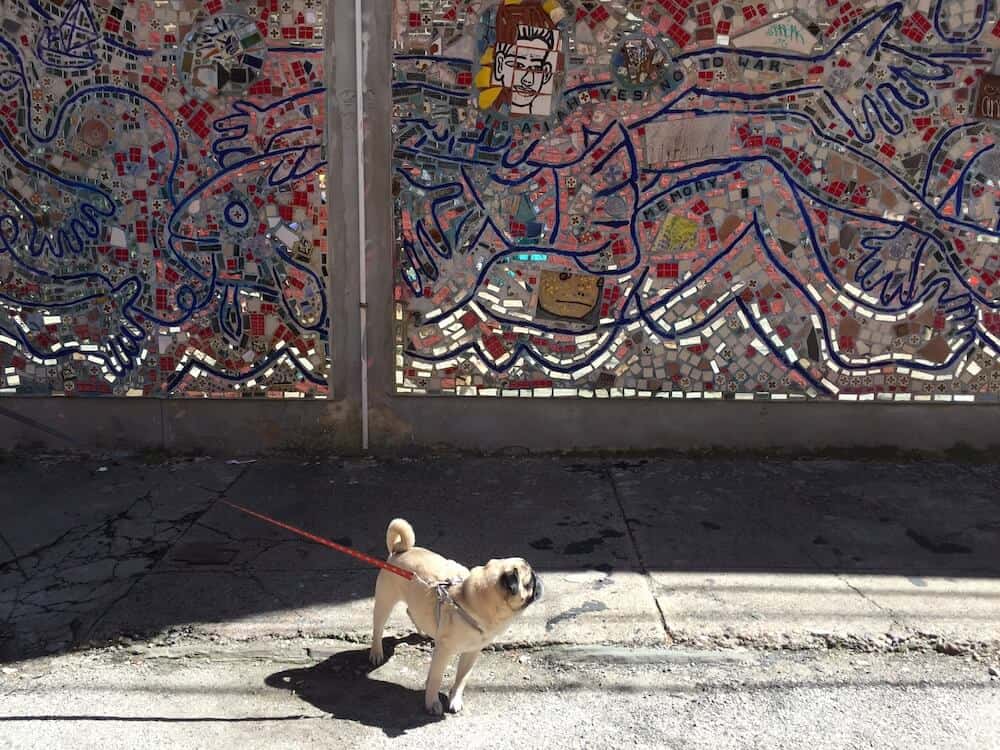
[501,568,520,596]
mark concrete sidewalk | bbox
[2,640,998,749]
[2,454,1000,661]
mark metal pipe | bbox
[354,0,369,451]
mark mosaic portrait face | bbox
[493,28,557,110]
[478,2,564,118]
[536,271,602,324]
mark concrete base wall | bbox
[1,397,997,456]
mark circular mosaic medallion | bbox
[224,195,251,228]
[611,35,682,92]
[178,14,267,98]
[80,118,111,148]
[219,189,259,241]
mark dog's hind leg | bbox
[369,573,401,666]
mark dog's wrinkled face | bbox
[488,558,543,611]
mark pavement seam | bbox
[835,575,896,618]
[0,531,28,581]
[603,466,670,638]
[80,463,255,644]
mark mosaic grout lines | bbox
[0,0,328,397]
[392,0,1000,401]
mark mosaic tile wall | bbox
[0,0,327,397]
[393,0,1000,401]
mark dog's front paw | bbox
[447,693,464,714]
[425,698,444,716]
[369,646,385,667]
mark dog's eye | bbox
[501,569,520,595]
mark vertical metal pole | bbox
[354,0,369,450]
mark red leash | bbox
[220,499,416,581]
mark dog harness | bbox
[432,579,485,635]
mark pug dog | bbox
[369,518,542,715]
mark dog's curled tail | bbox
[386,518,415,555]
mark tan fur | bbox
[386,518,415,555]
[369,518,541,716]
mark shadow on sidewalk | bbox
[264,634,439,738]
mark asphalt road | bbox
[2,639,998,749]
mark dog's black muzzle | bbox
[529,573,543,604]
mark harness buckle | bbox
[432,579,484,635]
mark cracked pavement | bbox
[1,455,1000,663]
[0,456,248,658]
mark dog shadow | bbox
[264,635,442,738]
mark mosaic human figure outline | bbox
[394,0,1000,399]
[0,0,328,396]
